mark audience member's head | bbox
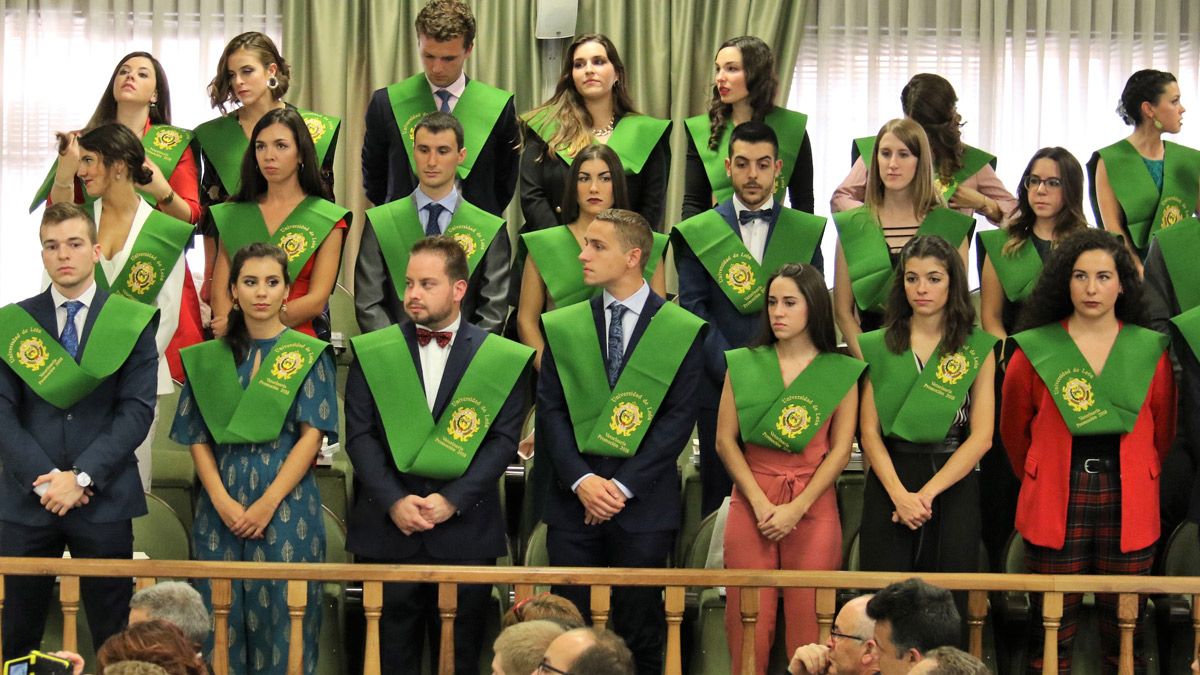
[96,620,206,675]
[492,619,565,675]
[907,646,989,675]
[569,629,634,675]
[867,578,961,675]
[539,627,597,673]
[502,592,586,629]
[102,662,170,675]
[829,595,878,674]
[129,582,211,649]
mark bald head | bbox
[541,628,597,672]
[826,594,877,675]
[839,595,874,637]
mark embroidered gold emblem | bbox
[725,262,756,295]
[451,232,477,258]
[278,232,308,262]
[152,127,182,151]
[304,116,327,143]
[934,175,959,198]
[404,113,426,142]
[609,401,644,437]
[935,352,969,385]
[17,337,49,372]
[1062,377,1094,412]
[126,260,157,295]
[775,403,811,439]
[271,350,305,380]
[448,407,482,442]
[1160,197,1186,229]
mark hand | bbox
[210,313,228,337]
[143,158,170,195]
[213,495,246,531]
[48,651,85,675]
[389,495,434,536]
[35,471,85,516]
[948,185,989,214]
[230,497,277,539]
[56,131,81,164]
[418,493,457,525]
[891,491,932,530]
[760,500,807,542]
[575,475,625,521]
[788,643,831,675]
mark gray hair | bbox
[129,581,211,646]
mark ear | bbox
[456,146,467,164]
[452,278,469,303]
[626,246,643,270]
[90,243,102,263]
[774,158,783,174]
[725,157,733,177]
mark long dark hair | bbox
[208,31,291,113]
[77,124,154,187]
[1003,147,1089,255]
[751,263,838,352]
[559,144,630,223]
[232,108,327,201]
[1118,69,1178,126]
[884,236,975,354]
[1017,229,1145,330]
[85,51,172,130]
[225,242,291,363]
[707,36,778,150]
[900,73,964,180]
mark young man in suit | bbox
[0,202,158,658]
[539,208,705,674]
[356,112,511,335]
[361,0,519,215]
[345,236,532,674]
[671,120,828,516]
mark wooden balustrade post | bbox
[664,586,684,675]
[287,580,307,675]
[0,574,5,659]
[134,577,155,592]
[438,583,458,675]
[1117,593,1138,675]
[211,579,232,675]
[967,591,987,658]
[1193,593,1200,669]
[740,586,760,675]
[362,582,383,675]
[815,588,836,644]
[60,576,80,652]
[1041,592,1063,675]
[590,585,611,632]
[514,584,534,605]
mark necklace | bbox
[591,116,615,138]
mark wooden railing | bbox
[1,558,1197,675]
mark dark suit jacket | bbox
[344,320,529,560]
[672,199,825,407]
[353,196,511,335]
[361,79,519,215]
[537,293,703,534]
[0,288,156,527]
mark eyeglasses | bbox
[537,660,571,675]
[1024,175,1063,190]
[830,629,869,643]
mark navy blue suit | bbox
[538,292,703,674]
[344,320,529,674]
[672,199,824,515]
[0,287,157,659]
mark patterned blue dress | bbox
[171,335,337,675]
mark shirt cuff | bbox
[611,479,634,499]
[570,473,595,493]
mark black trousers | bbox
[0,517,133,660]
[547,522,674,675]
[357,553,493,675]
[698,406,732,518]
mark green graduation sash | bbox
[95,210,193,303]
[523,110,670,174]
[978,228,1044,302]
[350,327,532,480]
[194,108,340,195]
[367,195,504,295]
[30,124,195,212]
[179,329,328,444]
[522,227,667,308]
[860,328,998,443]
[1154,216,1200,312]
[727,348,865,453]
[543,301,705,458]
[672,208,826,314]
[211,196,346,279]
[834,206,976,312]
[856,136,996,202]
[684,107,808,204]
[1011,323,1167,435]
[0,297,158,409]
[388,74,513,181]
[1098,139,1200,250]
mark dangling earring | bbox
[281,302,288,314]
[232,299,240,310]
[149,100,157,111]
[299,162,305,172]
[1153,117,1164,130]
[268,76,279,90]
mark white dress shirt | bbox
[417,314,462,412]
[426,72,467,113]
[50,281,97,340]
[732,194,774,264]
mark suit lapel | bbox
[717,201,742,238]
[28,289,58,336]
[432,322,477,418]
[400,322,425,389]
[764,202,783,245]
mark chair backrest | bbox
[322,505,349,564]
[329,283,359,366]
[1163,521,1200,577]
[133,493,190,560]
[524,521,549,567]
[153,382,188,453]
[686,511,721,569]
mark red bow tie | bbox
[416,327,453,348]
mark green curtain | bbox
[282,0,811,286]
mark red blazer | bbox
[1001,345,1176,553]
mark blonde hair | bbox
[865,118,944,220]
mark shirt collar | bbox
[732,194,775,222]
[426,71,467,99]
[415,313,462,347]
[50,280,97,310]
[602,280,650,317]
[412,186,460,215]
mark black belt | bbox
[1072,456,1119,474]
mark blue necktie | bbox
[435,89,453,113]
[606,303,628,388]
[60,300,83,359]
[738,209,769,225]
[423,202,447,236]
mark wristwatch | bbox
[71,467,92,488]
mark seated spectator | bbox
[867,579,961,675]
[907,646,989,675]
[96,620,206,675]
[502,592,586,629]
[788,595,877,675]
[103,663,171,675]
[538,628,598,674]
[492,620,565,675]
[128,582,211,651]
[570,630,635,675]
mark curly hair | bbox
[884,235,975,354]
[1117,69,1178,126]
[901,73,965,180]
[86,52,172,129]
[1002,147,1090,256]
[414,0,476,47]
[1016,228,1145,330]
[96,620,205,675]
[208,32,291,112]
[706,36,778,150]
